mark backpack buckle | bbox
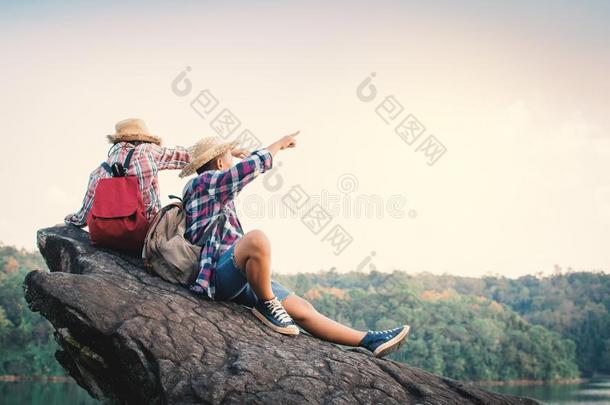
[111,162,127,177]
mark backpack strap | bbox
[101,162,113,175]
[123,148,136,170]
[100,147,136,176]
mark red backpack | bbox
[86,148,149,254]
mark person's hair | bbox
[108,140,147,157]
[196,157,220,175]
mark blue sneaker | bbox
[251,296,299,335]
[359,325,410,357]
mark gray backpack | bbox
[142,199,223,286]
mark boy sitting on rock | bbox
[179,133,410,358]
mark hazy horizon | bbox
[1,0,609,278]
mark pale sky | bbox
[1,0,608,278]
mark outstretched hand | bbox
[280,131,299,149]
[267,131,300,156]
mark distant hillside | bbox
[0,243,66,376]
[415,270,610,377]
[275,269,608,381]
[2,241,605,382]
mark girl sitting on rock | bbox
[65,118,191,228]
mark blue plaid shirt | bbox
[182,149,273,299]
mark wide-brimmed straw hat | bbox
[179,136,239,178]
[106,118,163,145]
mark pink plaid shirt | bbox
[65,142,191,227]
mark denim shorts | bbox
[213,243,294,307]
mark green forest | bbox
[275,268,609,382]
[0,244,65,376]
[1,243,609,383]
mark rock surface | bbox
[23,226,541,404]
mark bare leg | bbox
[232,230,274,301]
[233,230,366,346]
[281,294,367,346]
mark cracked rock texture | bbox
[23,226,541,404]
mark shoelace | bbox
[370,327,400,335]
[265,298,292,323]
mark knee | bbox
[287,295,317,322]
[244,229,270,257]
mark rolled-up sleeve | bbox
[150,144,191,170]
[64,165,104,227]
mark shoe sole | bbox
[251,307,300,335]
[373,324,410,358]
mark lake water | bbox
[0,380,99,405]
[482,377,610,405]
[2,377,610,404]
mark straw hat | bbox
[179,136,239,178]
[106,118,163,145]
